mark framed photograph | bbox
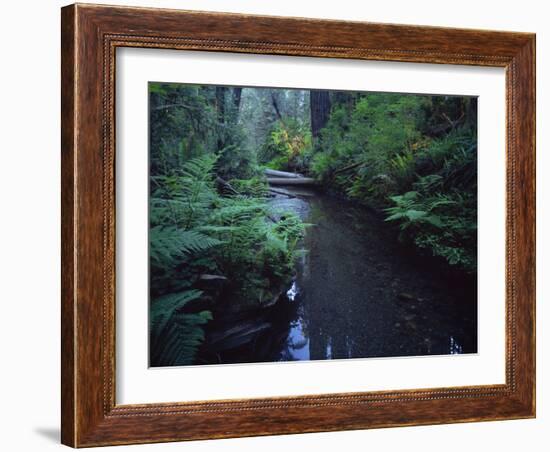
[61,3,535,447]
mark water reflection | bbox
[280,311,310,361]
[449,336,463,354]
[325,336,333,360]
[345,335,353,358]
[271,187,476,362]
[286,281,299,301]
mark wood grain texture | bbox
[61,3,536,447]
[60,5,76,447]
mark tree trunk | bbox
[310,90,331,138]
[268,187,298,198]
[271,92,283,121]
[215,86,226,150]
[464,97,477,130]
[331,91,356,110]
[232,87,242,117]
[264,169,304,179]
[267,177,316,186]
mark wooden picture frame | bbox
[61,3,535,447]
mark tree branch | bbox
[152,103,192,111]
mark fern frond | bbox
[150,226,222,266]
[150,289,203,339]
[179,154,217,180]
[150,289,212,366]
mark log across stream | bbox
[196,187,477,365]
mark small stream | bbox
[197,187,477,365]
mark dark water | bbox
[197,188,477,365]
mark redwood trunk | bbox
[310,90,331,138]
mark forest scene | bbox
[148,82,478,367]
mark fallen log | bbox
[269,187,297,198]
[199,274,228,282]
[215,176,239,195]
[267,177,317,186]
[333,161,365,175]
[264,168,304,179]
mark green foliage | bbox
[148,82,478,366]
[384,189,476,271]
[309,92,477,272]
[149,82,258,182]
[150,227,222,269]
[149,151,306,365]
[311,94,426,199]
[216,140,260,181]
[205,196,305,306]
[260,119,313,172]
[149,83,218,175]
[385,191,444,228]
[150,289,212,366]
[228,177,270,197]
[240,88,310,153]
[149,155,220,366]
[383,130,477,271]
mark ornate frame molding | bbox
[62,4,535,447]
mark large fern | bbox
[149,156,222,366]
[150,226,222,268]
[149,152,306,364]
[150,289,212,366]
